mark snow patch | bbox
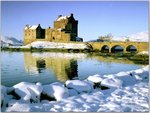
[22,41,88,49]
[138,51,149,55]
[56,16,70,21]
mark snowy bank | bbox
[1,65,149,112]
[137,51,149,55]
[21,41,88,50]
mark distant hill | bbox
[112,31,148,42]
[1,36,23,47]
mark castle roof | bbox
[56,15,71,21]
[25,25,39,30]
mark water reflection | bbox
[24,52,86,82]
[36,59,46,73]
[2,51,143,86]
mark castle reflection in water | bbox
[24,52,87,82]
[24,52,138,83]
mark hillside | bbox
[1,36,23,47]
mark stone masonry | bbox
[24,13,79,45]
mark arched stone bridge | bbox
[87,42,149,53]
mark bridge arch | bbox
[111,45,124,53]
[126,45,137,53]
[101,45,109,53]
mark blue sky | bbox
[1,1,148,41]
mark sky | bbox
[1,1,148,41]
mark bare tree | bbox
[98,33,113,42]
[124,36,130,42]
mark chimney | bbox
[26,24,29,29]
[70,13,73,17]
[58,15,62,18]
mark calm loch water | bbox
[1,51,143,86]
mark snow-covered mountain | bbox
[112,31,148,42]
[87,31,148,42]
[1,36,23,47]
[127,31,148,42]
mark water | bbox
[1,51,143,86]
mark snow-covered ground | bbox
[137,51,149,55]
[1,65,149,112]
[22,41,88,49]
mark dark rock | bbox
[40,93,56,101]
[93,83,101,89]
[8,90,21,100]
[100,85,110,90]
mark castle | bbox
[24,13,82,45]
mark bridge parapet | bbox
[88,41,149,53]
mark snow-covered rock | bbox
[5,81,148,112]
[134,68,145,74]
[101,77,123,88]
[65,80,92,93]
[134,74,142,80]
[104,74,116,78]
[115,72,137,86]
[2,65,149,112]
[13,82,43,103]
[87,74,104,83]
[42,82,69,101]
[68,89,78,96]
[128,66,148,82]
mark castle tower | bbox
[54,13,78,41]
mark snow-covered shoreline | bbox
[1,65,149,112]
[21,41,88,50]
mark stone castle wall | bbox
[24,14,78,45]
